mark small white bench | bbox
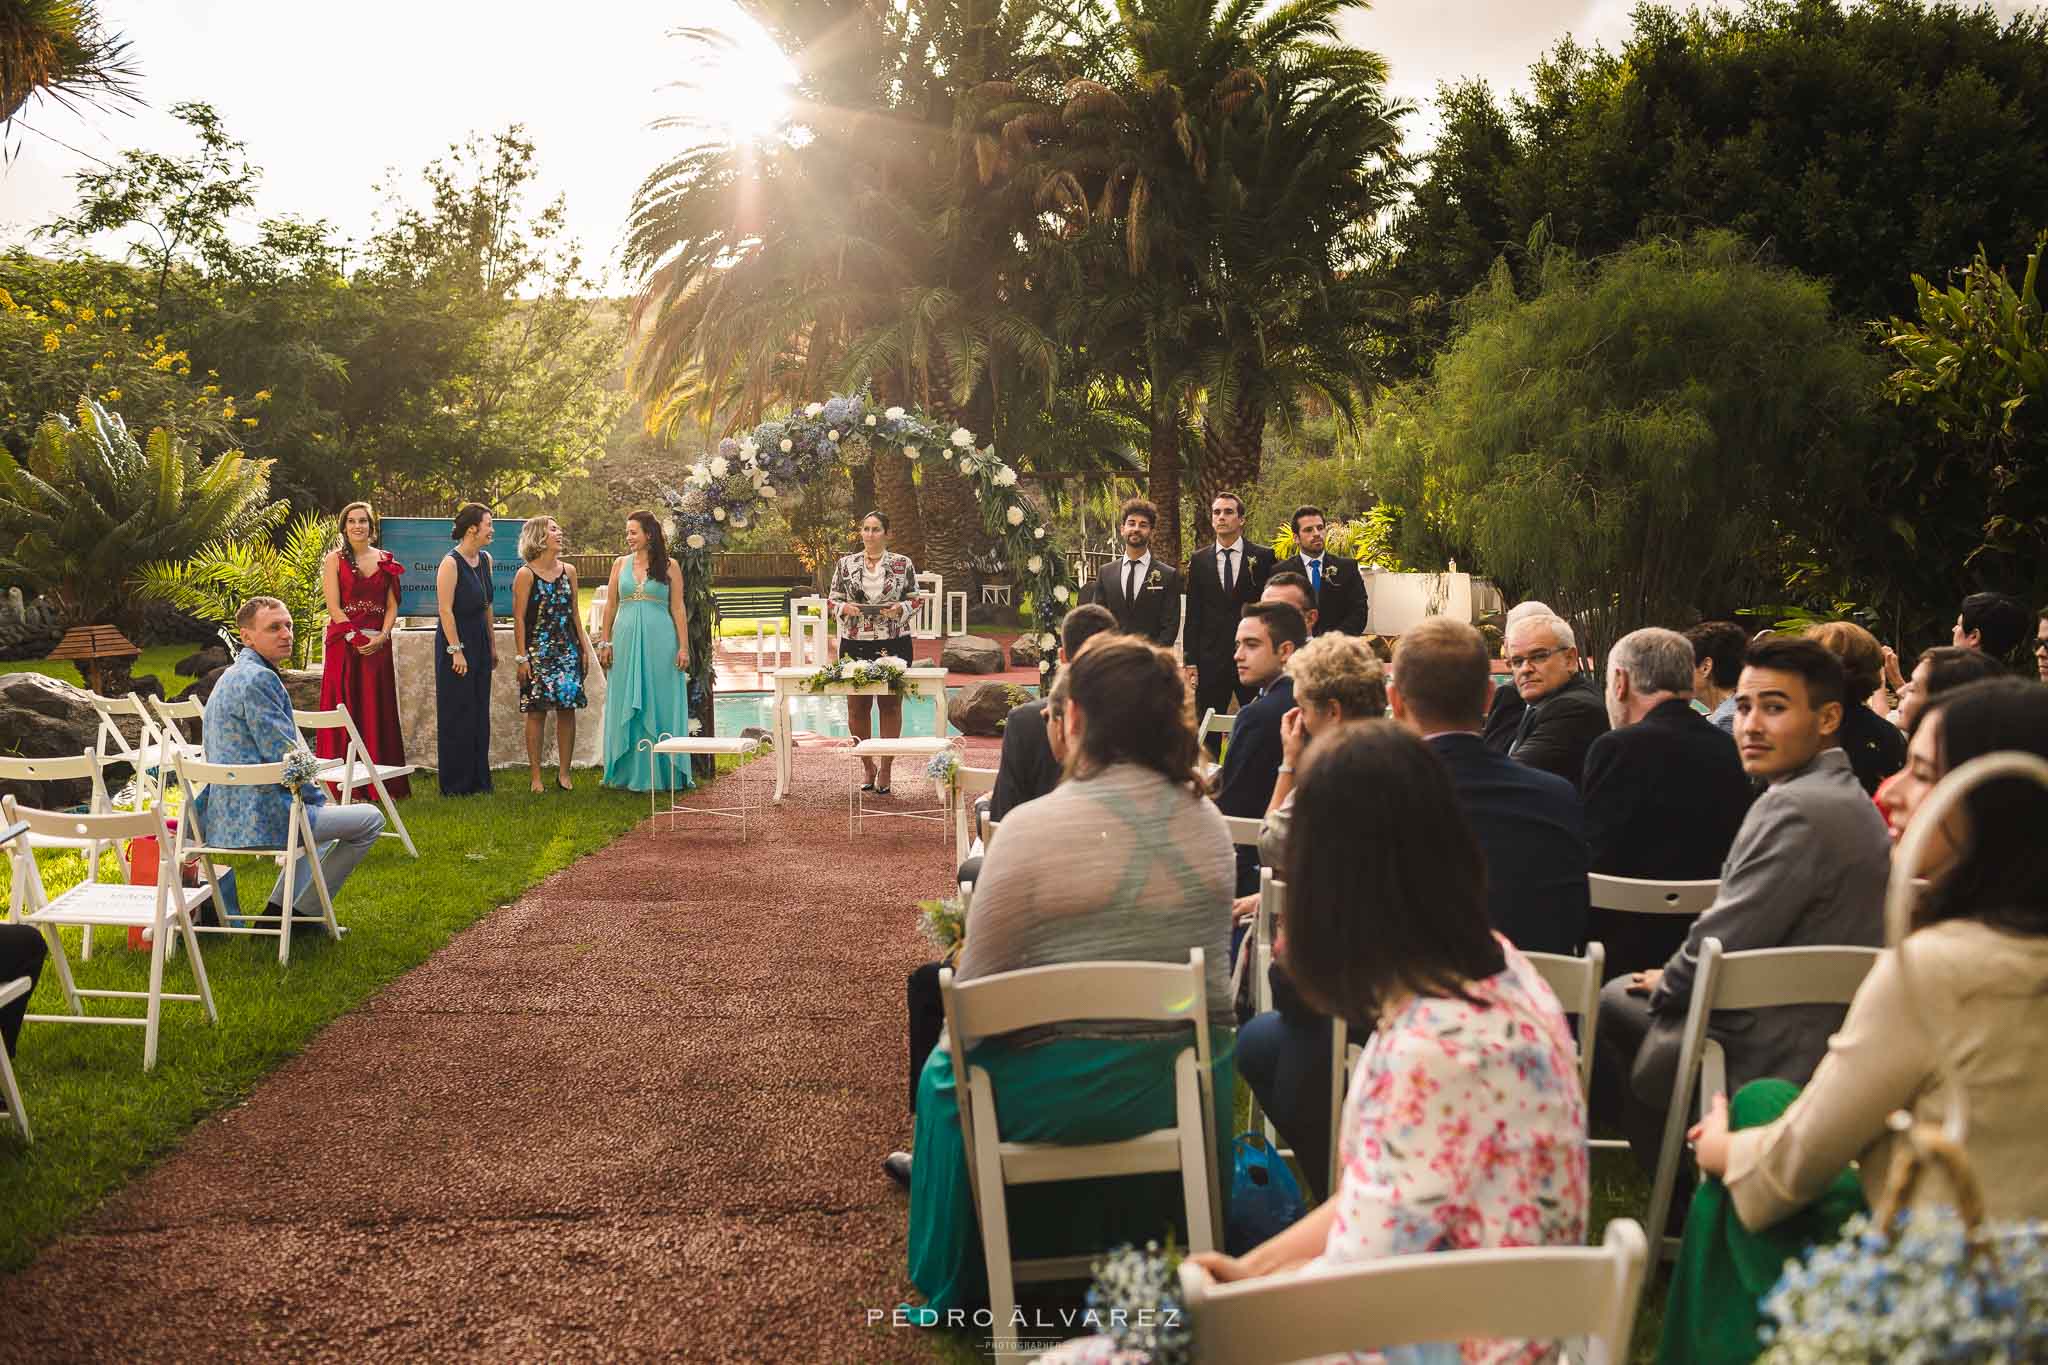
[848,736,954,839]
[641,734,763,842]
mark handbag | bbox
[1226,1132,1307,1255]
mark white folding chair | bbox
[1525,945,1616,1151]
[912,571,944,639]
[147,694,207,754]
[1199,708,1236,747]
[1221,814,1263,850]
[0,970,29,1141]
[168,754,340,966]
[0,750,131,961]
[941,949,1221,1363]
[86,691,174,794]
[1240,870,1352,1201]
[5,796,218,1071]
[1588,873,1719,918]
[293,705,418,857]
[952,765,997,867]
[1177,1218,1649,1365]
[1643,937,1882,1258]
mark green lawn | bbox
[0,771,670,1270]
[5,644,194,689]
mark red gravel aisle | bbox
[0,748,993,1362]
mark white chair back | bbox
[940,950,1220,1363]
[1199,709,1236,742]
[1222,814,1263,849]
[0,750,130,953]
[789,595,829,668]
[292,704,418,857]
[1644,937,1882,1256]
[169,753,341,964]
[952,765,997,865]
[148,695,207,752]
[912,571,943,639]
[1525,945,1606,1097]
[1588,874,1718,916]
[1179,1218,1649,1365]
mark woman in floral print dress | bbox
[1041,722,1588,1365]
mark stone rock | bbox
[939,634,1004,674]
[176,644,231,677]
[947,681,1017,737]
[1007,633,1045,667]
[0,596,64,662]
[180,663,321,713]
[0,672,113,807]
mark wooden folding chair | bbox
[940,949,1222,1364]
[1178,1218,1650,1364]
[292,705,418,857]
[4,796,218,1071]
[0,750,132,961]
[1643,937,1881,1257]
[168,754,341,966]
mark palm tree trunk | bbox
[872,448,926,567]
[1196,395,1267,550]
[1148,390,1184,567]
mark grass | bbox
[0,770,668,1270]
[5,644,194,689]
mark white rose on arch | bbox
[950,427,974,448]
[709,456,729,479]
[1032,527,1045,540]
[885,406,905,421]
[828,429,841,442]
[690,462,709,484]
[903,445,920,460]
[995,467,1018,487]
[1053,585,1070,603]
[1005,506,1025,526]
[865,415,877,427]
[806,402,825,417]
[1040,659,1052,673]
[959,459,975,475]
[1027,555,1043,573]
[712,506,727,521]
[687,534,706,549]
[1040,632,1056,649]
[740,440,758,459]
[780,438,794,452]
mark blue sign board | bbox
[380,516,525,619]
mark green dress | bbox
[602,560,695,793]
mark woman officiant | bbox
[827,511,922,794]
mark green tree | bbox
[0,0,138,128]
[1368,232,1883,656]
[0,397,286,630]
[1386,0,2048,368]
[134,509,331,668]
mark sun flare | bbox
[679,20,797,145]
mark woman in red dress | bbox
[318,500,411,797]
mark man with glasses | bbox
[1488,612,1609,790]
[1182,491,1274,747]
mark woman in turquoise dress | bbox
[597,510,694,793]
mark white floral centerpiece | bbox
[800,653,912,697]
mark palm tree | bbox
[1,0,139,128]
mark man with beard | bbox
[1269,506,1366,637]
[1080,497,1183,646]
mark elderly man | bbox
[1595,636,1889,1174]
[1581,627,1751,978]
[196,597,385,919]
[1489,612,1608,789]
[1481,599,1556,750]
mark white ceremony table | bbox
[768,665,948,802]
[393,625,609,771]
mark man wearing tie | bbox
[1270,505,1367,637]
[1080,497,1183,646]
[1182,491,1275,737]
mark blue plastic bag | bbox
[1226,1132,1307,1254]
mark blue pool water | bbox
[713,687,967,738]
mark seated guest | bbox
[1895,644,1999,737]
[1665,677,2048,1361]
[1233,634,1389,1199]
[1582,627,1752,977]
[1685,620,1747,734]
[1952,589,2032,670]
[0,922,46,1059]
[988,603,1117,824]
[1805,621,1906,795]
[905,639,1236,1317]
[1596,637,1889,1174]
[1042,723,1588,1365]
[1259,570,1318,637]
[196,598,386,918]
[1496,612,1609,789]
[1390,618,1589,956]
[1212,601,1308,894]
[1480,599,1556,751]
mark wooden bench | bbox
[711,586,794,620]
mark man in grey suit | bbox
[1596,635,1889,1175]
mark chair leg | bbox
[0,1037,28,1142]
[374,777,418,858]
[37,924,83,1016]
[1176,1050,1217,1255]
[143,900,169,1071]
[967,1075,1024,1364]
[176,899,218,1025]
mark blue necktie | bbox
[1308,559,1322,595]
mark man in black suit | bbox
[987,603,1117,822]
[1390,617,1590,956]
[1481,599,1557,750]
[1269,506,1367,637]
[1212,600,1307,894]
[1080,496,1183,646]
[1493,611,1609,790]
[1182,490,1275,741]
[1581,627,1753,977]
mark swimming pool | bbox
[713,688,968,738]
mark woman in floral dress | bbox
[512,516,596,793]
[1040,722,1588,1365]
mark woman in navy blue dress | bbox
[433,502,498,795]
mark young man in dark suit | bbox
[1182,491,1275,744]
[1581,627,1753,977]
[1211,600,1308,894]
[1269,505,1367,637]
[1080,496,1183,646]
[1389,617,1590,957]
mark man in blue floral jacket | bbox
[195,597,385,917]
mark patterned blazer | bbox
[191,648,326,849]
[826,550,921,642]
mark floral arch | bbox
[661,391,1077,679]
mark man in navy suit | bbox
[1080,497,1183,646]
[1212,600,1307,895]
[1390,617,1590,956]
[1269,506,1367,637]
[1182,491,1276,744]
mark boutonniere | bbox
[1146,568,1163,589]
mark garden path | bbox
[0,747,995,1361]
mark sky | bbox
[1,1,2036,282]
